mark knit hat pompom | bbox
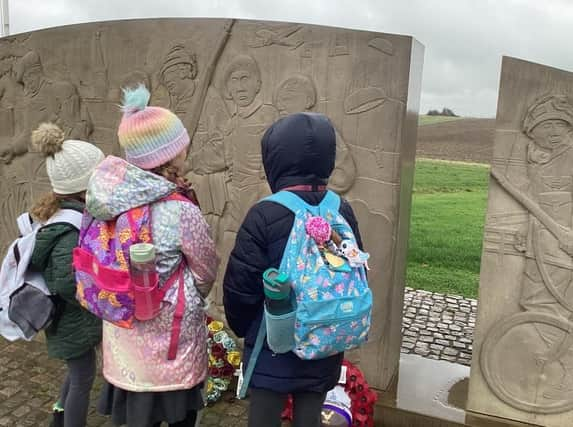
[30,122,105,195]
[31,122,65,157]
[121,84,151,116]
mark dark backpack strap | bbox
[13,242,21,264]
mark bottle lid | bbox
[263,268,290,300]
[263,268,288,285]
[130,243,156,263]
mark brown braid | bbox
[150,163,200,207]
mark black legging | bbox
[59,348,97,427]
[151,411,197,427]
[248,388,326,427]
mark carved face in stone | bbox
[0,57,11,77]
[530,119,572,150]
[275,79,316,116]
[276,86,310,115]
[227,69,260,108]
[162,63,196,98]
[21,66,43,95]
[274,75,317,117]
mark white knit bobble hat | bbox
[32,123,105,195]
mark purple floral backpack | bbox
[73,193,187,330]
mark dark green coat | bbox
[30,200,101,360]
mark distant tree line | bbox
[427,107,458,117]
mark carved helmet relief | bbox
[159,45,198,111]
[160,46,198,93]
[523,95,573,158]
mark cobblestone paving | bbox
[0,287,477,425]
[401,287,477,365]
[0,339,249,427]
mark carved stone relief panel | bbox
[468,57,573,425]
[0,18,423,390]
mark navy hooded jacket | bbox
[223,113,363,394]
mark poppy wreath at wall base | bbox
[205,316,241,404]
[281,360,378,426]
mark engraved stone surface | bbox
[0,18,423,390]
[468,56,573,425]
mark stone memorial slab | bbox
[469,56,573,425]
[0,18,423,389]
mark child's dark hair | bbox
[150,163,181,185]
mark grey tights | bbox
[59,348,97,427]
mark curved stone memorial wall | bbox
[0,18,423,389]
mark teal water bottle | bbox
[263,268,293,316]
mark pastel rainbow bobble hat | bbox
[117,84,190,170]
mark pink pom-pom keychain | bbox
[305,216,332,246]
[305,216,349,272]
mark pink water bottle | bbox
[130,243,160,321]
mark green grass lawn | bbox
[406,159,490,298]
[418,115,464,126]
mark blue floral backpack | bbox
[238,190,372,398]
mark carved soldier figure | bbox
[274,73,356,193]
[159,45,199,115]
[158,44,232,244]
[519,96,573,316]
[0,54,20,138]
[223,54,278,231]
[1,50,90,161]
[0,51,90,252]
[0,55,23,253]
[493,95,573,398]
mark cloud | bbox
[7,0,573,117]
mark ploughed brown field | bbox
[417,118,495,164]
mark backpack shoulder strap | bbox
[318,190,341,216]
[237,318,266,399]
[16,213,36,236]
[261,191,312,215]
[262,190,341,217]
[46,209,83,230]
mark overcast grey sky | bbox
[8,0,573,117]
